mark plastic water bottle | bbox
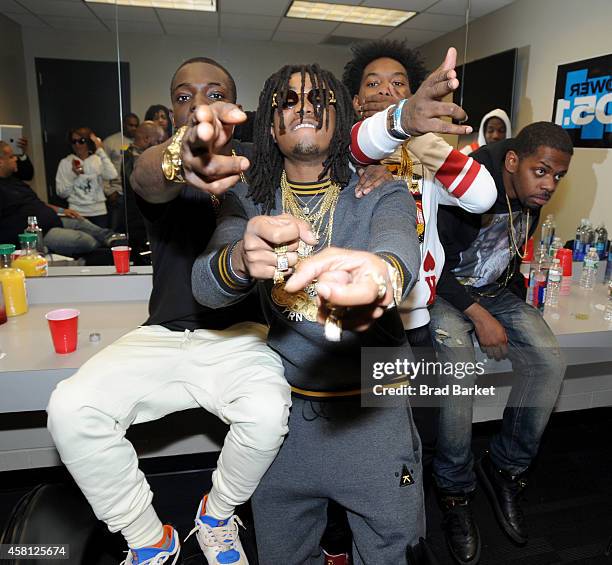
[605,247,612,282]
[25,216,45,254]
[579,247,599,290]
[545,258,562,308]
[549,236,563,258]
[528,244,550,310]
[594,224,608,260]
[573,218,587,261]
[540,214,556,253]
[605,280,612,322]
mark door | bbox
[35,58,130,203]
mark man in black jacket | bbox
[431,122,573,565]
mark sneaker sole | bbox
[475,458,527,546]
[444,524,481,565]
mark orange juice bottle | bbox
[12,233,48,277]
[0,244,28,316]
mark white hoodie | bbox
[460,108,512,155]
[351,109,497,330]
[55,148,118,217]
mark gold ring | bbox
[273,268,285,284]
[276,253,289,272]
[275,244,288,254]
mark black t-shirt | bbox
[0,176,61,246]
[137,141,262,331]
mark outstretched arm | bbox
[131,102,250,204]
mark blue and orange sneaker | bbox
[121,524,181,565]
[185,495,248,565]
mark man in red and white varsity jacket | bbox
[351,109,498,332]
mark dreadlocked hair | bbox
[247,64,353,213]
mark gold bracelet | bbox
[161,125,188,183]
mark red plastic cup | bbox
[111,246,131,274]
[46,308,79,354]
[556,248,573,276]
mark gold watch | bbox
[161,125,188,183]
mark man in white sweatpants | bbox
[47,57,290,565]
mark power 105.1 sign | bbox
[552,53,612,148]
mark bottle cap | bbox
[0,244,16,254]
[18,233,38,243]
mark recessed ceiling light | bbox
[84,0,216,12]
[286,1,415,27]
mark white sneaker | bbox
[185,496,249,565]
[121,525,181,565]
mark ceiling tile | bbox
[332,23,390,39]
[164,23,218,36]
[277,16,338,33]
[1,11,48,26]
[304,0,361,3]
[383,26,445,44]
[18,0,91,17]
[424,0,468,16]
[220,0,291,16]
[158,8,218,25]
[402,11,466,31]
[90,4,158,22]
[113,20,164,33]
[221,27,274,41]
[469,0,515,18]
[272,30,328,43]
[0,0,30,14]
[362,0,435,10]
[220,13,280,30]
[44,15,107,31]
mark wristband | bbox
[388,99,411,141]
[56,207,65,215]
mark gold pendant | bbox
[271,282,318,322]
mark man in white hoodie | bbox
[461,108,512,155]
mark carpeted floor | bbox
[1,407,611,564]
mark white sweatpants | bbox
[47,322,290,535]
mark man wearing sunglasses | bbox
[192,57,474,564]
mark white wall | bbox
[17,25,349,199]
[418,0,612,242]
[0,13,30,147]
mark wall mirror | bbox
[1,0,495,276]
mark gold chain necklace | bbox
[505,191,530,260]
[280,170,340,251]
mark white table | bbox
[0,270,610,471]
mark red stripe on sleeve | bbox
[434,149,469,188]
[350,121,377,166]
[452,160,480,198]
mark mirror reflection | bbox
[1,0,478,277]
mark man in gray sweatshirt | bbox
[192,63,425,565]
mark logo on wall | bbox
[552,53,612,148]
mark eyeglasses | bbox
[71,137,88,145]
[272,88,336,110]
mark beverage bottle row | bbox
[574,219,609,261]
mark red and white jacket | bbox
[351,110,497,330]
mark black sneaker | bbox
[475,451,528,545]
[439,492,481,565]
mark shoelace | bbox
[185,514,244,551]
